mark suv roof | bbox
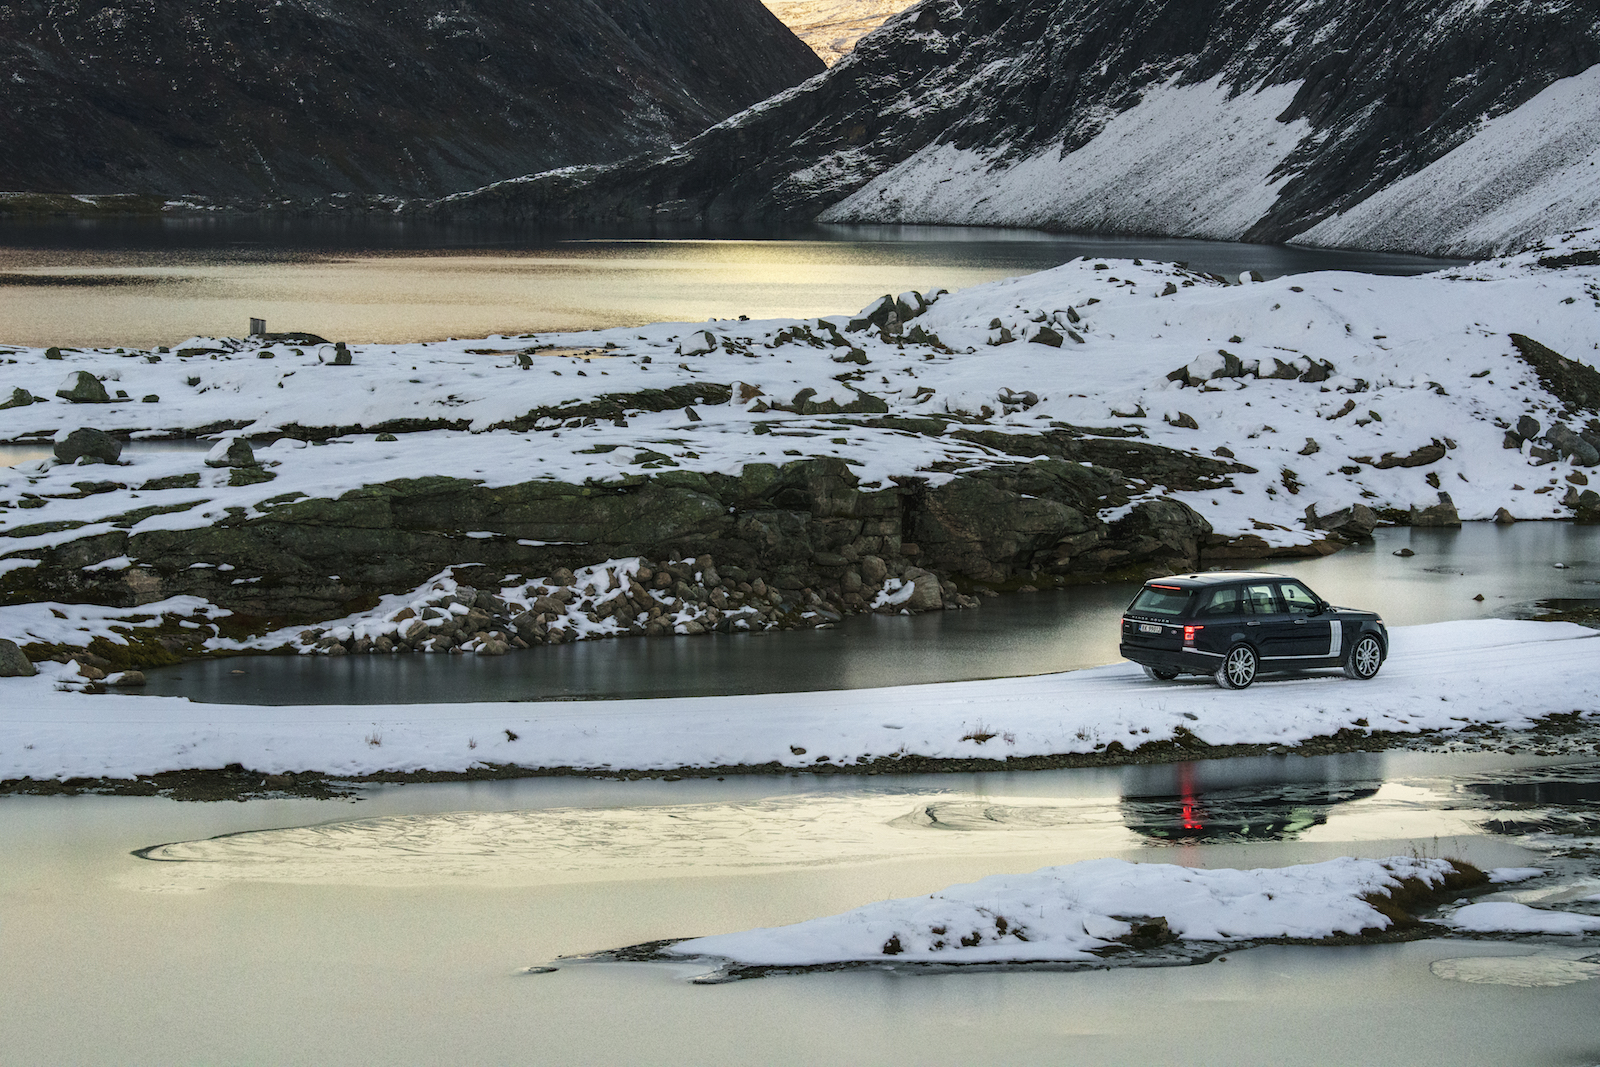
[1142,571,1292,590]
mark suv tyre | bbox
[1343,634,1384,680]
[1216,643,1259,690]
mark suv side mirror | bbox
[1314,598,1330,614]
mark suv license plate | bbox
[1139,623,1162,634]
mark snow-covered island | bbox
[574,855,1600,979]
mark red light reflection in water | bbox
[1179,762,1205,831]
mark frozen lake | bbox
[3,748,1597,1065]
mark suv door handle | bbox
[1245,621,1260,626]
[1293,619,1307,625]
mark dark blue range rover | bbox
[1119,571,1387,689]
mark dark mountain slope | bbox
[434,0,1600,256]
[0,0,824,198]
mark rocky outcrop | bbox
[1509,334,1600,416]
[3,449,1249,623]
[431,0,1600,257]
[0,0,822,200]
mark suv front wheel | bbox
[1216,644,1259,690]
[1343,634,1384,680]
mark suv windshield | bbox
[1129,585,1193,617]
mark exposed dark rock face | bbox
[3,448,1243,622]
[0,0,823,199]
[433,0,1600,253]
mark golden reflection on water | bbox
[127,777,1484,890]
[131,791,1136,887]
[0,241,1038,348]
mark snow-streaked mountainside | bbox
[437,0,1600,258]
[0,0,822,200]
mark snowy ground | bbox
[659,857,1594,972]
[3,232,1599,584]
[1,619,1595,783]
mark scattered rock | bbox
[1165,411,1199,429]
[1394,548,1415,557]
[0,639,37,677]
[1304,503,1377,540]
[109,670,147,686]
[1029,325,1064,347]
[330,342,353,365]
[678,330,717,356]
[1409,492,1461,528]
[205,437,258,468]
[1365,439,1446,469]
[1517,414,1542,439]
[1298,437,1320,456]
[0,387,37,410]
[1493,507,1516,525]
[54,427,123,465]
[54,370,110,403]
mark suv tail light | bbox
[1184,625,1203,646]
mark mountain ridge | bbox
[433,0,1600,257]
[0,0,824,199]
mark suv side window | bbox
[1277,581,1320,615]
[1198,587,1242,617]
[1239,583,1280,615]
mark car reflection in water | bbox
[1119,758,1380,844]
[1467,773,1600,839]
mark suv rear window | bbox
[1129,585,1193,617]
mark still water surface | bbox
[144,522,1600,706]
[3,750,1596,1065]
[0,220,1459,348]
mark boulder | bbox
[55,370,110,403]
[1367,440,1446,468]
[847,295,896,333]
[1517,414,1541,439]
[1493,507,1516,525]
[1546,422,1600,466]
[901,567,943,611]
[1409,492,1461,527]
[1165,412,1199,429]
[0,639,36,677]
[894,291,927,322]
[677,330,717,356]
[1029,326,1064,347]
[54,427,123,465]
[205,437,258,468]
[859,554,888,585]
[330,342,353,365]
[1298,360,1333,383]
[109,670,147,686]
[1305,503,1377,540]
[0,387,36,410]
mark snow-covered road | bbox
[2,619,1594,782]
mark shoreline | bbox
[4,698,1595,803]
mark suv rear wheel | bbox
[1343,634,1384,680]
[1216,644,1258,689]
